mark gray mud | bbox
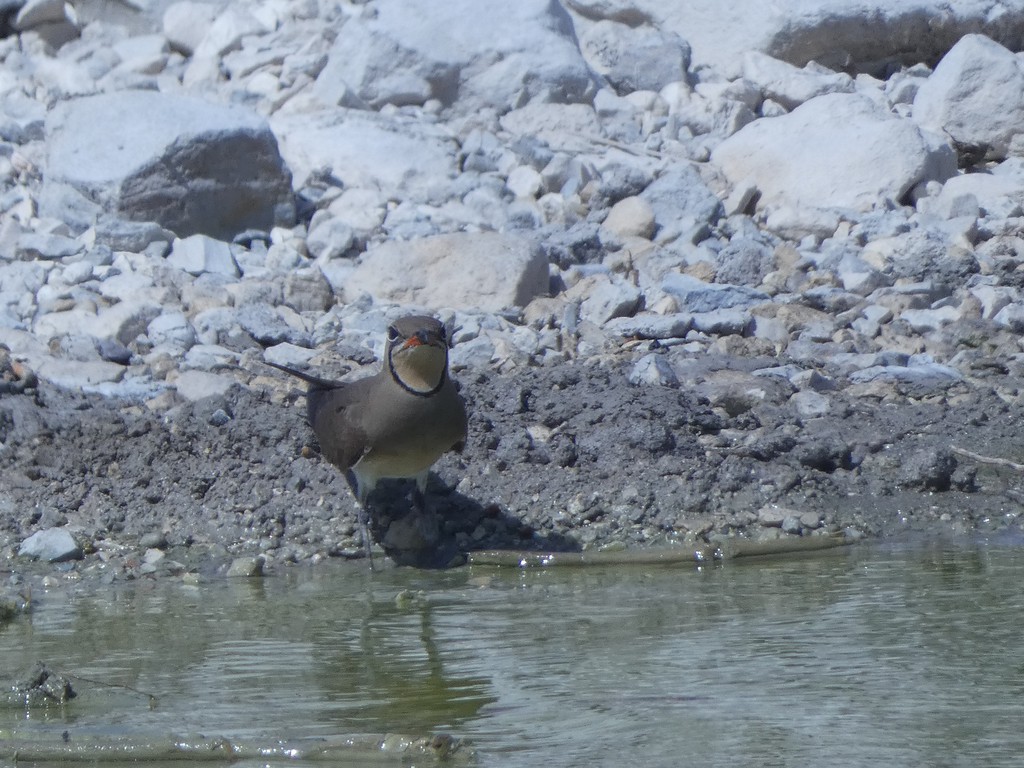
[1,352,1022,576]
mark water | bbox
[0,538,1023,767]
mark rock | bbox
[19,528,82,562]
[271,108,457,197]
[14,0,80,48]
[913,34,1024,160]
[609,1,1024,78]
[900,447,957,491]
[600,196,656,240]
[161,0,214,51]
[640,166,722,243]
[690,308,752,336]
[604,313,692,339]
[147,311,197,353]
[167,235,240,278]
[172,370,237,401]
[312,0,594,113]
[573,275,642,325]
[580,20,690,95]
[790,390,831,418]
[42,91,294,240]
[226,556,265,577]
[628,353,679,386]
[712,93,956,214]
[344,231,549,312]
[661,274,769,312]
[741,52,855,110]
[33,357,125,388]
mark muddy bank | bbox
[1,349,1022,580]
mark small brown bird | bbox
[267,315,468,562]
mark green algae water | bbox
[0,537,1022,767]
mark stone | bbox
[312,0,594,113]
[226,556,265,577]
[167,235,240,277]
[574,275,642,325]
[603,0,1024,78]
[163,0,218,54]
[741,52,855,110]
[271,108,457,197]
[713,93,956,214]
[19,528,82,563]
[42,91,294,240]
[172,370,237,401]
[690,308,753,336]
[640,166,722,243]
[628,353,679,386]
[580,20,690,95]
[147,311,197,353]
[33,357,126,388]
[604,313,692,339]
[913,34,1024,160]
[600,196,656,240]
[344,231,549,312]
[661,274,769,312]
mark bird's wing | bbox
[306,378,374,471]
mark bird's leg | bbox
[348,471,376,570]
[356,500,375,570]
[412,472,429,514]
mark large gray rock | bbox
[343,231,549,312]
[312,0,595,113]
[712,93,956,215]
[271,109,458,196]
[913,34,1024,160]
[580,20,690,95]
[19,528,82,562]
[41,91,294,240]
[572,0,1024,77]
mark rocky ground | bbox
[3,0,1024,581]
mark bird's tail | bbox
[264,360,343,391]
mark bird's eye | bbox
[387,325,400,342]
[438,325,447,341]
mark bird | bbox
[266,315,468,564]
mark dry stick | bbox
[951,446,1024,473]
[62,672,159,710]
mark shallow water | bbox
[1,537,1023,767]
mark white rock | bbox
[147,311,197,352]
[19,528,81,562]
[506,165,544,199]
[741,52,854,109]
[790,390,831,418]
[628,353,679,386]
[312,0,593,113]
[271,109,456,197]
[34,357,125,388]
[913,34,1024,160]
[600,196,656,240]
[598,0,1024,79]
[192,6,268,60]
[713,93,956,214]
[163,1,219,55]
[344,231,549,312]
[43,91,294,240]
[168,235,240,277]
[604,313,692,339]
[172,370,237,401]
[580,20,690,95]
[571,275,642,325]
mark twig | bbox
[951,446,1024,473]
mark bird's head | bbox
[386,315,451,395]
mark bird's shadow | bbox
[366,474,580,569]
